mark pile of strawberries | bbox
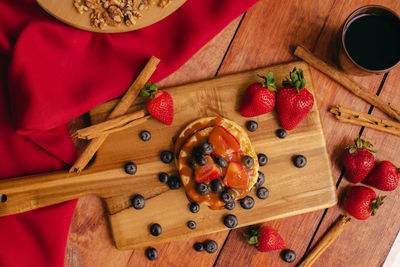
[239,68,314,130]
[342,137,399,220]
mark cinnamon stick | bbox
[73,109,148,140]
[294,45,400,122]
[70,56,160,173]
[330,105,400,137]
[298,215,351,267]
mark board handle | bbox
[0,168,127,216]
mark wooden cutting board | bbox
[0,61,337,250]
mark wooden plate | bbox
[36,0,187,33]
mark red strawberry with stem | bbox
[140,82,173,125]
[239,72,276,117]
[244,226,285,252]
[342,136,377,183]
[276,68,314,130]
[343,185,385,220]
[363,161,400,191]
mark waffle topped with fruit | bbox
[175,117,259,209]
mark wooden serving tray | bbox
[0,61,337,250]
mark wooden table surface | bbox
[65,0,400,266]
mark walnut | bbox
[108,5,123,23]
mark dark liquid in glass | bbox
[344,14,400,70]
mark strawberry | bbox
[342,185,385,220]
[239,72,276,117]
[223,161,249,189]
[140,82,173,125]
[363,161,399,191]
[244,226,285,252]
[194,156,222,183]
[342,137,376,183]
[276,68,314,130]
[208,126,240,156]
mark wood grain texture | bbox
[36,0,186,33]
[65,17,241,267]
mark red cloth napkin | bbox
[0,0,258,266]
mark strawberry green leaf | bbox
[257,73,276,91]
[371,195,386,216]
[139,90,150,97]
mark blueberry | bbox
[196,156,207,166]
[276,129,287,139]
[256,187,269,199]
[124,162,137,175]
[193,242,204,252]
[223,214,238,228]
[145,247,158,261]
[189,202,200,213]
[293,155,307,168]
[281,249,296,263]
[167,176,181,190]
[158,172,169,183]
[196,182,210,195]
[131,194,145,209]
[242,155,254,168]
[211,179,223,193]
[204,240,218,254]
[150,223,162,236]
[254,171,265,187]
[139,130,151,141]
[187,221,197,230]
[214,156,228,168]
[240,196,255,209]
[1,194,7,203]
[246,120,258,132]
[200,142,214,155]
[160,150,173,163]
[220,191,232,203]
[257,153,268,166]
[225,201,235,210]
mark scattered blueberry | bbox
[193,242,204,252]
[200,142,214,155]
[196,156,207,166]
[211,179,223,193]
[167,176,181,190]
[281,249,296,263]
[256,187,269,200]
[242,155,254,168]
[254,171,265,187]
[145,247,158,261]
[139,130,151,141]
[204,240,218,254]
[246,120,258,132]
[189,202,200,213]
[150,223,162,236]
[225,201,235,210]
[0,194,7,203]
[158,172,169,184]
[293,155,307,168]
[220,191,232,203]
[240,196,255,209]
[214,156,228,168]
[196,182,210,195]
[187,221,197,230]
[131,194,145,209]
[124,162,137,175]
[257,153,268,166]
[160,150,173,163]
[276,128,287,139]
[223,214,238,229]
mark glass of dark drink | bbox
[339,5,400,75]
